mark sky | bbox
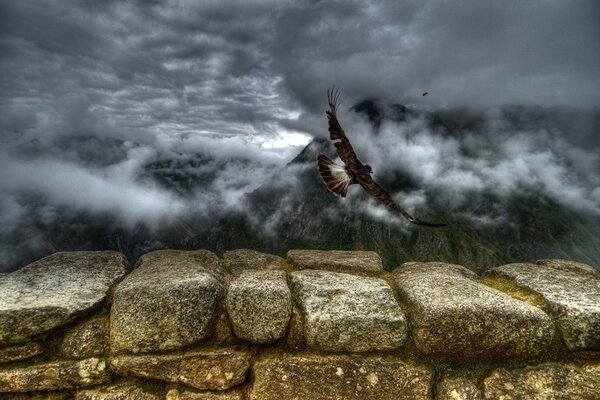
[1,0,600,270]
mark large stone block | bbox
[226,270,291,343]
[110,250,227,354]
[0,392,72,400]
[394,262,554,360]
[167,388,244,400]
[250,354,432,400]
[61,313,110,359]
[0,251,128,345]
[482,362,600,399]
[0,342,43,364]
[287,250,383,272]
[0,357,110,392]
[75,380,161,399]
[110,348,250,390]
[222,249,285,276]
[436,377,482,400]
[486,259,600,350]
[291,270,406,352]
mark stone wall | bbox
[0,249,599,399]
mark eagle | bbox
[316,88,445,227]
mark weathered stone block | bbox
[486,259,600,350]
[436,377,482,400]
[0,392,72,400]
[62,313,110,359]
[222,249,285,276]
[291,270,406,352]
[110,250,227,354]
[482,362,600,399]
[167,388,244,400]
[227,270,291,344]
[0,251,128,345]
[287,250,383,272]
[394,262,554,360]
[75,380,161,399]
[110,348,250,390]
[0,357,110,392]
[0,342,43,364]
[250,354,432,400]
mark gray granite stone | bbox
[0,357,110,392]
[486,259,600,350]
[0,251,128,345]
[436,377,482,400]
[287,250,384,272]
[75,380,161,400]
[250,354,432,400]
[395,262,554,360]
[110,249,227,354]
[62,313,110,359]
[226,270,291,343]
[483,362,600,400]
[222,249,285,276]
[0,342,43,363]
[291,270,406,352]
[166,388,244,400]
[110,348,250,390]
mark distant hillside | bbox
[4,102,599,273]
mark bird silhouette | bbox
[422,92,428,96]
[317,87,445,227]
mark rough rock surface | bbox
[250,354,432,400]
[167,388,244,400]
[214,312,235,345]
[394,262,554,360]
[0,357,110,392]
[227,270,291,343]
[0,342,43,363]
[75,380,160,399]
[291,270,406,352]
[0,392,72,400]
[436,377,482,400]
[62,313,110,359]
[0,251,128,345]
[486,259,600,350]
[110,250,227,354]
[286,306,306,352]
[222,249,285,276]
[482,362,600,399]
[110,348,250,390]
[287,250,383,272]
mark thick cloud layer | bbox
[1,1,599,270]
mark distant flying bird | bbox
[316,88,445,227]
[422,92,428,96]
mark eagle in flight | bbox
[316,88,445,227]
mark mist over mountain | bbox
[2,1,599,272]
[2,101,599,273]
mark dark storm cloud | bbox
[1,0,599,270]
[271,0,600,111]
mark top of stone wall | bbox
[0,251,128,345]
[287,249,384,272]
[222,249,285,276]
[110,250,227,354]
[1,249,599,363]
[486,259,600,351]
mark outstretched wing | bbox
[327,87,361,170]
[356,174,446,227]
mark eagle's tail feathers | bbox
[316,154,352,197]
